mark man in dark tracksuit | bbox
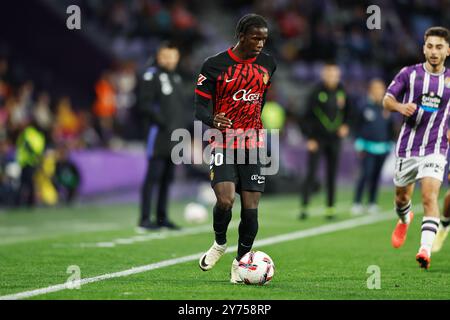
[300,62,350,220]
[351,79,395,215]
[138,42,186,231]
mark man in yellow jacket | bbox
[16,124,45,207]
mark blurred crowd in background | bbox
[72,0,450,102]
[0,0,449,208]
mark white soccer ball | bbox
[238,251,275,285]
[183,202,208,223]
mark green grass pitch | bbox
[0,187,449,300]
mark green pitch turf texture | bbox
[0,188,449,300]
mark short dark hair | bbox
[323,59,338,67]
[235,14,268,39]
[424,26,450,44]
[157,41,178,52]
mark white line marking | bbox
[0,227,29,235]
[0,201,348,247]
[0,222,123,246]
[52,223,239,248]
[52,203,349,248]
[0,213,396,300]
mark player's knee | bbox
[243,199,259,209]
[422,192,438,209]
[216,195,235,211]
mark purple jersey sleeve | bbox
[386,67,410,101]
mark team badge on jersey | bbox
[197,74,207,86]
[445,77,450,89]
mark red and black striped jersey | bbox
[195,47,276,142]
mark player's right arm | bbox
[194,59,231,129]
[383,95,417,117]
[383,67,417,117]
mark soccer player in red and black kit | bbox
[194,14,276,283]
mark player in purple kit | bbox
[383,26,450,269]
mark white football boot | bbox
[199,241,227,271]
[432,226,449,253]
[230,259,243,284]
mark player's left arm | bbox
[261,90,268,111]
[261,59,277,112]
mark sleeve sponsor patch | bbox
[197,74,207,86]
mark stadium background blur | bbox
[1,0,449,207]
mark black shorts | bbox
[209,149,265,193]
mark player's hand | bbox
[307,139,319,152]
[213,113,232,129]
[400,103,417,117]
[337,124,349,138]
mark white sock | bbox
[420,217,440,256]
[396,201,411,224]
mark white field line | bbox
[0,201,373,247]
[52,203,354,248]
[0,222,123,246]
[52,223,238,248]
[0,212,396,300]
